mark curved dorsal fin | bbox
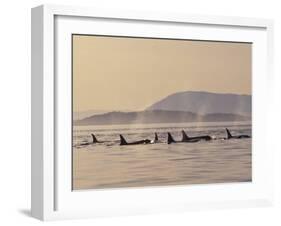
[120,134,127,145]
[226,128,232,139]
[167,132,175,144]
[181,130,189,141]
[91,134,98,143]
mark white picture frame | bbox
[31,4,274,221]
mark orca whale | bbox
[181,130,211,142]
[91,133,105,143]
[151,133,159,144]
[167,132,200,144]
[120,133,159,145]
[225,128,251,139]
[80,133,103,146]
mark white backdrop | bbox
[0,0,280,225]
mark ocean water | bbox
[73,121,252,190]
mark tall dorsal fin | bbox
[120,134,127,145]
[154,133,158,141]
[181,130,189,141]
[91,134,98,143]
[167,132,176,144]
[226,128,232,139]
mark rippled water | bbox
[73,121,251,190]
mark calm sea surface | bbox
[73,121,252,190]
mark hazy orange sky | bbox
[73,35,251,112]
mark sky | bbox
[73,35,251,112]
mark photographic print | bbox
[72,35,252,190]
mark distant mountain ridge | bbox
[74,91,251,125]
[146,91,251,116]
[75,110,250,126]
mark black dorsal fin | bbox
[226,128,232,139]
[120,134,128,145]
[167,132,176,144]
[154,133,158,141]
[91,134,98,143]
[181,130,189,141]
